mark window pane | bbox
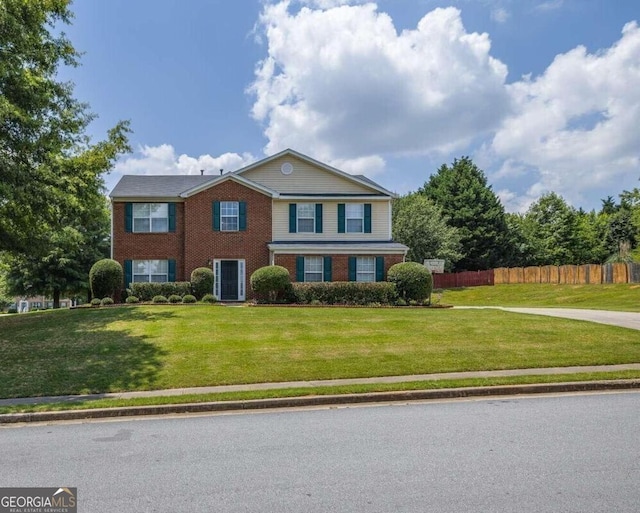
[150,203,168,218]
[151,218,168,232]
[347,219,363,233]
[148,260,167,274]
[133,275,149,283]
[298,219,314,233]
[297,204,315,217]
[133,204,150,217]
[346,204,363,218]
[221,217,238,231]
[134,261,148,274]
[305,257,322,272]
[150,274,167,283]
[133,218,150,232]
[221,202,238,215]
[305,273,323,282]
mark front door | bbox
[220,260,239,301]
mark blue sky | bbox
[59,0,640,212]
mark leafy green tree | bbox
[392,193,462,270]
[0,0,128,255]
[419,157,509,270]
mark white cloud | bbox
[535,0,564,12]
[296,0,366,8]
[488,21,640,208]
[114,144,256,176]
[490,7,509,23]
[249,2,510,177]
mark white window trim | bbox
[220,201,239,232]
[213,259,246,301]
[346,203,365,233]
[297,203,315,233]
[133,203,169,233]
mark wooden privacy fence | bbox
[433,263,640,288]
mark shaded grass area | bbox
[441,284,640,311]
[2,370,639,415]
[1,305,639,399]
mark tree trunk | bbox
[53,288,60,309]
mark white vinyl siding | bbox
[273,200,390,240]
[133,203,169,233]
[133,260,168,283]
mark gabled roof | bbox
[109,175,210,198]
[179,173,279,198]
[235,149,396,197]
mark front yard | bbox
[1,305,639,400]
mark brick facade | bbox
[274,254,405,282]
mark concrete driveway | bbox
[458,307,640,331]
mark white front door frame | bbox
[213,259,246,301]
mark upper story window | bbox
[126,203,175,233]
[346,204,364,233]
[297,204,316,233]
[220,201,239,231]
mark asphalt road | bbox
[1,392,639,512]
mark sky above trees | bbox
[58,0,640,212]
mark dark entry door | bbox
[220,260,239,301]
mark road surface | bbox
[1,392,639,512]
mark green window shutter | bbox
[315,204,323,233]
[125,203,133,233]
[323,256,332,282]
[239,201,247,231]
[375,256,384,282]
[338,204,346,233]
[212,201,220,231]
[289,204,297,233]
[168,260,176,282]
[124,260,132,288]
[348,257,357,281]
[364,203,372,233]
[296,256,305,282]
[168,203,176,232]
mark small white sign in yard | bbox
[424,259,445,274]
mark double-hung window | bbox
[346,204,364,233]
[220,201,239,231]
[133,203,169,233]
[297,204,315,233]
[133,260,168,283]
[356,257,376,282]
[304,256,324,282]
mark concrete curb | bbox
[2,379,639,424]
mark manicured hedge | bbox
[129,282,192,301]
[89,259,123,300]
[387,262,433,301]
[190,267,214,300]
[292,282,398,305]
[250,265,292,303]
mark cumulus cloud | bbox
[114,144,256,176]
[249,2,510,176]
[488,21,640,207]
[490,7,509,23]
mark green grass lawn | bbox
[440,283,640,311]
[1,305,639,400]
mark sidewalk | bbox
[2,363,640,407]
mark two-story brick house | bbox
[110,149,408,300]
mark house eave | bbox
[180,173,279,198]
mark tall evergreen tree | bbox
[419,157,509,270]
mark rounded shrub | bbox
[182,294,197,304]
[190,267,214,300]
[201,293,217,304]
[89,259,124,300]
[90,298,102,307]
[250,265,291,303]
[168,294,182,304]
[387,262,433,301]
[101,297,114,306]
[125,296,140,304]
[152,295,168,304]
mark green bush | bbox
[250,265,292,302]
[182,294,197,304]
[7,307,18,314]
[101,297,114,306]
[152,295,168,304]
[89,259,124,300]
[201,293,217,304]
[387,262,433,301]
[125,296,140,304]
[292,282,397,305]
[190,267,214,300]
[130,282,191,301]
[168,294,182,304]
[90,298,102,307]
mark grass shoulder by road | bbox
[440,283,640,311]
[1,305,639,402]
